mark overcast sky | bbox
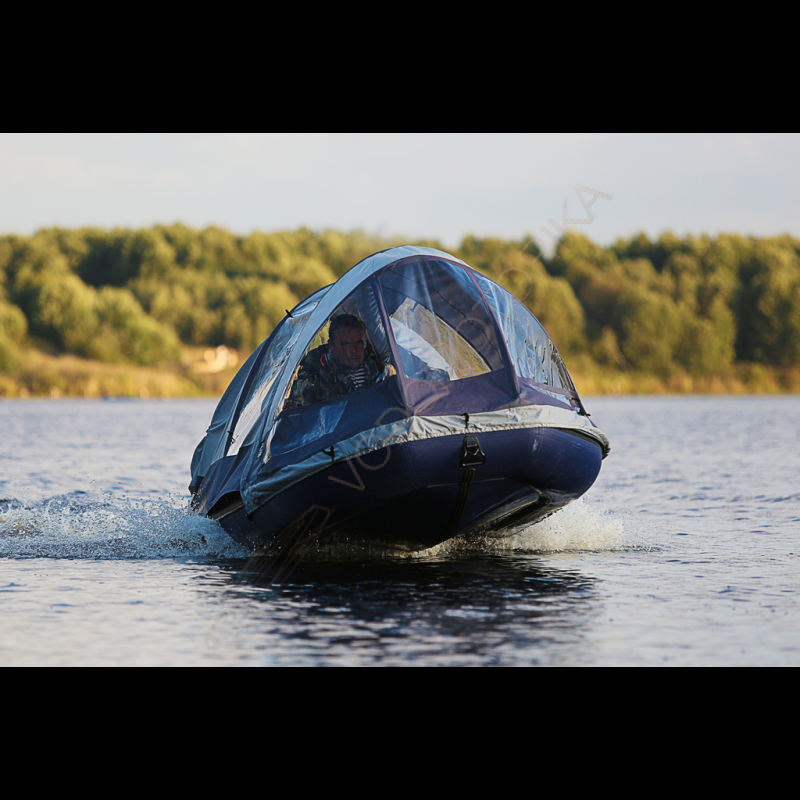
[2,133,798,252]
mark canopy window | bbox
[377,260,506,383]
[282,279,393,412]
[473,272,575,391]
[226,300,319,457]
[267,280,395,460]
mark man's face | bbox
[329,326,366,371]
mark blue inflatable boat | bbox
[189,246,610,554]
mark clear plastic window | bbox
[473,273,575,391]
[378,260,505,382]
[284,281,394,411]
[226,302,318,457]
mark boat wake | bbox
[432,497,633,556]
[0,494,633,561]
[495,499,632,552]
[0,494,249,560]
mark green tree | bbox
[674,297,736,375]
[93,287,181,365]
[0,294,27,342]
[618,288,684,377]
[0,295,28,372]
[229,277,298,350]
[281,256,337,299]
[737,237,800,366]
[27,272,100,356]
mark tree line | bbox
[1,224,799,385]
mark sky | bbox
[2,133,799,253]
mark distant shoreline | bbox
[2,347,798,399]
[4,226,800,401]
[0,347,235,400]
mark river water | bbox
[1,395,798,666]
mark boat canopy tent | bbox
[190,246,609,517]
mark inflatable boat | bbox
[189,246,610,554]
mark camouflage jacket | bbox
[289,345,384,407]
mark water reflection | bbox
[194,553,600,666]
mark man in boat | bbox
[289,313,386,406]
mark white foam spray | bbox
[429,497,632,557]
[1,494,636,561]
[495,498,629,552]
[0,495,249,560]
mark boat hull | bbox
[210,426,603,554]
